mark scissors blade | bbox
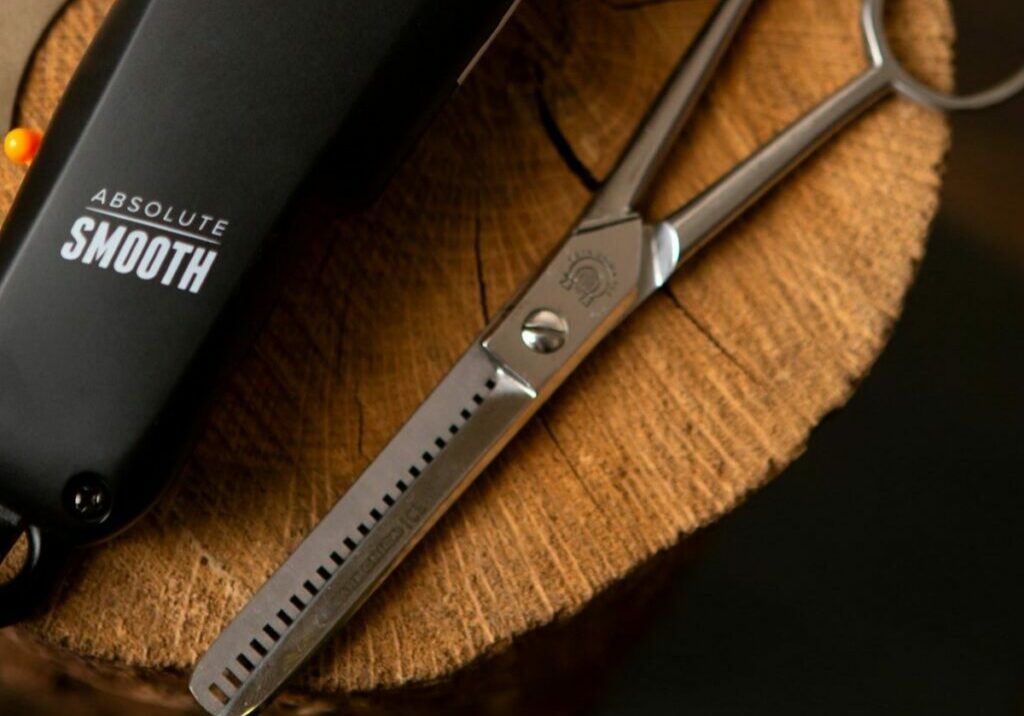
[0,0,69,131]
[192,0,754,709]
[191,344,538,715]
[192,211,649,715]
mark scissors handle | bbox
[665,0,1024,263]
[583,0,756,225]
[667,64,892,261]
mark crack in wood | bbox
[535,86,601,192]
[661,286,764,387]
[473,213,490,324]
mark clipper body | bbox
[0,0,517,623]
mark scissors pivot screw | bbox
[521,309,569,354]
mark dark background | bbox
[589,3,1024,715]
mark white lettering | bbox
[70,190,226,293]
[83,222,127,268]
[62,217,94,260]
[178,248,218,294]
[136,236,171,280]
[162,241,195,286]
[113,230,148,274]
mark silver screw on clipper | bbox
[521,309,569,353]
[66,474,111,521]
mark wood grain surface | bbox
[0,0,952,710]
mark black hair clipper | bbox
[0,0,518,625]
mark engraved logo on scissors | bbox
[560,251,617,307]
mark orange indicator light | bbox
[4,127,43,166]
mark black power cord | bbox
[0,504,69,626]
[0,504,24,562]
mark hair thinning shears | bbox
[191,1,1024,713]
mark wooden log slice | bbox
[0,0,952,712]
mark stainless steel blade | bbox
[190,0,756,710]
[190,344,537,715]
[191,213,649,716]
[0,0,69,131]
[188,0,1024,709]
